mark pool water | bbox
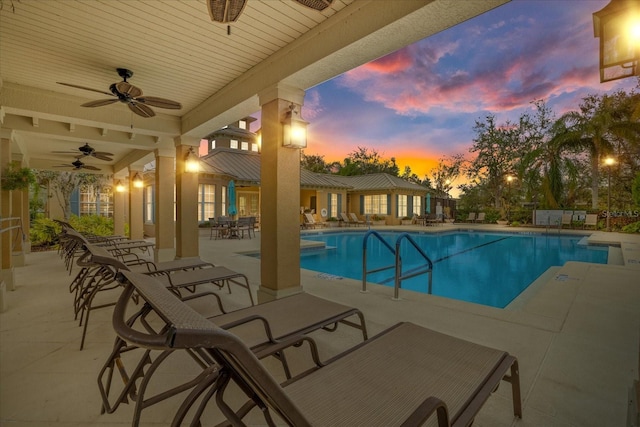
[300,231,608,308]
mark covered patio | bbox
[1,225,639,425]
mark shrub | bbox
[30,217,62,248]
[510,220,521,227]
[622,221,640,234]
[68,214,114,236]
[370,214,385,221]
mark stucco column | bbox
[10,155,25,267]
[113,177,126,237]
[128,167,144,240]
[154,148,176,262]
[175,137,200,259]
[257,84,304,302]
[0,136,15,291]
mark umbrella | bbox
[228,180,237,216]
[426,193,431,214]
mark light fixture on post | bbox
[132,172,143,188]
[593,0,640,83]
[115,180,125,193]
[604,156,616,231]
[185,147,200,173]
[506,175,515,222]
[282,103,308,149]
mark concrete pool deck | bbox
[1,224,639,426]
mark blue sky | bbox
[299,0,637,181]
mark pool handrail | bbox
[362,230,396,293]
[394,233,434,300]
[362,231,434,300]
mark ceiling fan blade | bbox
[136,96,182,110]
[82,99,119,107]
[128,102,155,118]
[207,0,247,23]
[92,154,113,161]
[82,165,101,171]
[57,82,114,96]
[115,82,143,98]
[294,0,333,10]
[93,151,114,156]
[52,150,79,154]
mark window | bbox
[230,140,238,149]
[79,185,113,217]
[330,193,338,218]
[241,141,249,150]
[239,120,246,130]
[144,185,154,223]
[363,194,388,215]
[198,184,215,221]
[210,140,216,150]
[221,185,227,216]
[251,143,259,152]
[413,196,422,216]
[397,195,408,218]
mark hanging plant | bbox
[1,162,36,191]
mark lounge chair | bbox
[100,271,368,425]
[303,213,325,229]
[465,212,477,223]
[584,214,598,230]
[349,212,366,226]
[340,212,357,226]
[561,213,573,229]
[113,271,522,427]
[475,212,486,223]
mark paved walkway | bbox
[1,225,639,426]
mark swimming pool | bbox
[300,231,608,308]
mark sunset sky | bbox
[297,0,637,189]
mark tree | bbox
[301,152,331,173]
[34,170,107,220]
[337,146,400,176]
[430,154,465,197]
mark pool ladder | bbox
[361,230,434,300]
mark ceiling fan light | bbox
[207,0,247,23]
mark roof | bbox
[200,148,428,193]
[329,173,428,193]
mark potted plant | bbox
[370,214,386,226]
[326,217,340,228]
[401,216,413,225]
[1,162,36,191]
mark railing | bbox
[362,230,434,300]
[0,217,24,250]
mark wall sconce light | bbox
[282,103,308,149]
[185,147,200,173]
[132,172,144,188]
[115,180,125,193]
[593,0,640,82]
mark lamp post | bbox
[506,175,514,222]
[604,156,616,231]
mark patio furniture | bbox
[584,214,598,230]
[112,271,522,427]
[303,213,325,229]
[236,216,256,239]
[475,212,486,223]
[465,212,477,223]
[561,213,573,229]
[100,271,368,426]
[349,212,366,226]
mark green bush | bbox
[30,217,62,248]
[621,221,640,234]
[68,215,114,236]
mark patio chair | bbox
[584,214,598,230]
[475,212,486,223]
[303,213,325,229]
[561,213,573,229]
[236,216,256,239]
[112,271,522,427]
[349,212,366,226]
[99,271,368,426]
[465,212,477,223]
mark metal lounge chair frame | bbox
[114,271,522,427]
[100,271,367,426]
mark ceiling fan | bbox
[52,143,113,161]
[208,0,333,23]
[57,68,182,118]
[54,159,101,171]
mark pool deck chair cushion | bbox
[114,271,522,427]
